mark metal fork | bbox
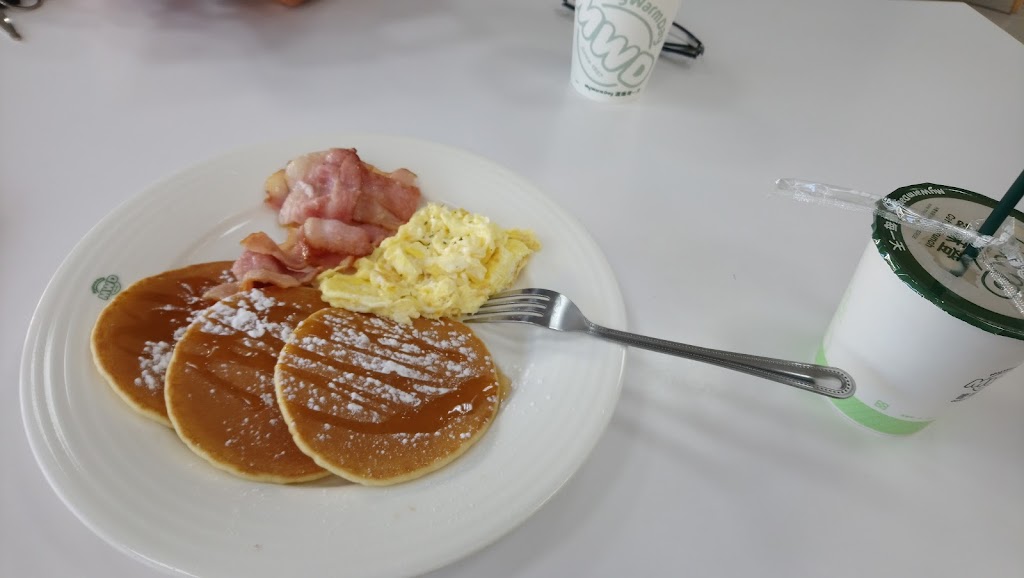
[462,288,855,399]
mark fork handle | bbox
[585,324,855,399]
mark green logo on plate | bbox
[92,275,121,301]
[874,400,890,410]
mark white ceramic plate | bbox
[20,135,627,578]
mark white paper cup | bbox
[570,0,683,102]
[821,184,1024,435]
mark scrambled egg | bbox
[318,203,540,323]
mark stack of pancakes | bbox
[91,262,504,485]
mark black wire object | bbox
[561,0,704,59]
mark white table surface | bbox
[3,0,1023,576]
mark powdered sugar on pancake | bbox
[134,299,209,390]
[135,341,173,390]
[278,311,492,426]
[198,289,295,342]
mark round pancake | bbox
[90,261,235,426]
[165,287,330,483]
[275,308,502,486]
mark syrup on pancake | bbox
[275,308,502,486]
[164,287,330,483]
[90,261,235,426]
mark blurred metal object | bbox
[0,0,44,10]
[0,0,42,42]
[1,7,22,41]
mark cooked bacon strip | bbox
[232,250,288,280]
[202,282,241,302]
[264,170,290,210]
[238,268,308,289]
[361,167,420,222]
[276,148,420,230]
[301,218,374,257]
[229,250,316,289]
[388,168,417,188]
[359,224,392,247]
[229,148,421,291]
[352,195,405,231]
[238,231,310,271]
[278,150,359,225]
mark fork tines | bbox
[461,288,552,323]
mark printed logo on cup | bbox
[574,0,671,94]
[981,263,1024,300]
[951,368,1013,402]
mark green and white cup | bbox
[822,184,1024,435]
[570,0,683,102]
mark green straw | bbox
[961,168,1024,264]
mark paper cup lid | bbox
[872,184,1024,341]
